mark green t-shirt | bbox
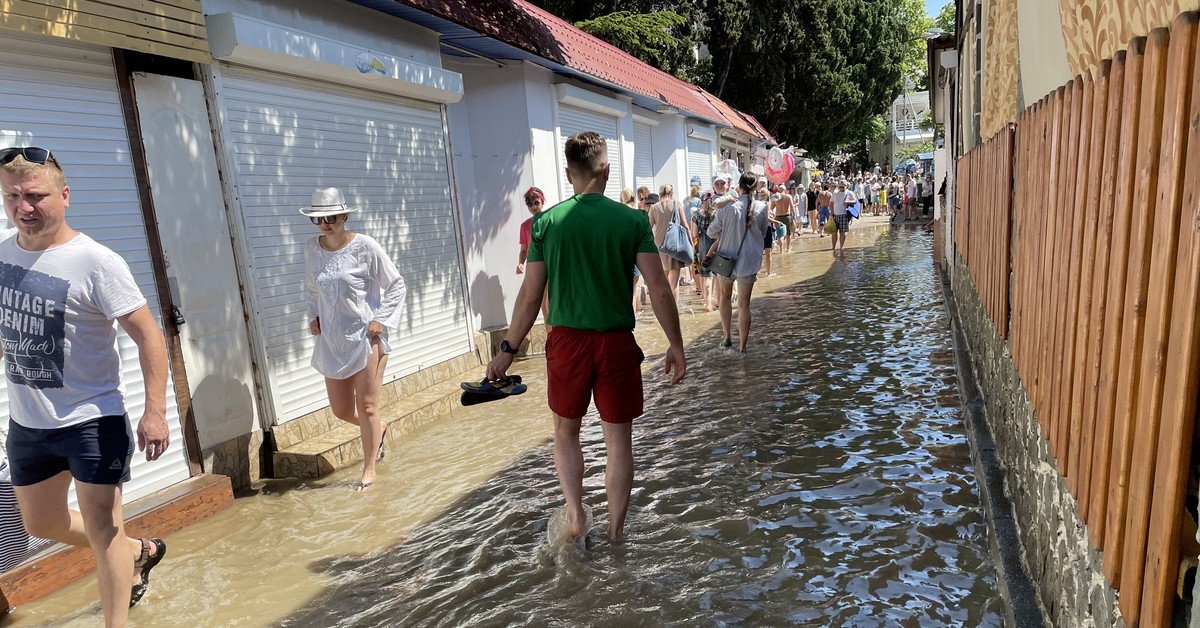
[527,193,658,331]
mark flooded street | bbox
[14,221,1002,627]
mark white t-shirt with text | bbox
[0,231,146,429]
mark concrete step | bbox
[271,368,478,478]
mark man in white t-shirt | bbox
[830,180,857,252]
[0,147,170,624]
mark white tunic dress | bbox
[305,234,407,380]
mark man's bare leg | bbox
[17,473,150,624]
[77,481,133,627]
[601,420,633,544]
[553,414,587,538]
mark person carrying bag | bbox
[658,198,694,264]
[706,210,750,279]
[703,172,769,351]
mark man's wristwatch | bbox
[499,339,519,355]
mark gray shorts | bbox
[718,273,758,284]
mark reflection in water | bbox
[276,228,1003,627]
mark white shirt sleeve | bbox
[366,237,407,329]
[91,251,147,319]
[304,240,319,323]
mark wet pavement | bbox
[14,217,1002,627]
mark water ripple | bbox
[278,229,1003,627]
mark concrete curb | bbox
[938,268,1047,628]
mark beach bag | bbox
[824,216,838,235]
[800,213,810,227]
[775,224,786,239]
[659,202,694,264]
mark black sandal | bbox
[130,538,166,607]
[377,423,388,461]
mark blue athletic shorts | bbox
[6,415,133,486]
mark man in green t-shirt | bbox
[487,131,686,545]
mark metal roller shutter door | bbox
[558,105,623,202]
[633,122,654,194]
[217,68,472,424]
[0,33,190,502]
[687,137,714,193]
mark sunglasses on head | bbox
[309,215,342,225]
[0,147,61,170]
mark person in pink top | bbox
[517,187,550,327]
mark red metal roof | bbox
[739,112,775,144]
[697,89,764,139]
[392,0,769,138]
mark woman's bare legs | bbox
[736,279,755,352]
[717,278,734,343]
[324,339,389,488]
[666,268,681,303]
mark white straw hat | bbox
[298,187,360,217]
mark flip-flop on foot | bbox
[130,538,166,607]
[353,481,372,492]
[460,375,527,406]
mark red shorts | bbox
[545,327,645,423]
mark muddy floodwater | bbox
[16,222,1003,627]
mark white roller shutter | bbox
[687,137,714,193]
[558,105,623,201]
[0,34,190,502]
[217,68,471,424]
[633,122,654,194]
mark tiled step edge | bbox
[270,370,474,479]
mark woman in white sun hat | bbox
[301,187,407,492]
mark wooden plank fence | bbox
[954,12,1200,625]
[954,125,1013,340]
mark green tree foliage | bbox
[575,11,696,79]
[703,0,909,154]
[898,0,934,86]
[933,1,956,35]
[896,140,935,161]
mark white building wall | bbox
[619,96,638,193]
[524,64,561,205]
[652,114,688,193]
[445,59,538,332]
[201,0,442,68]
